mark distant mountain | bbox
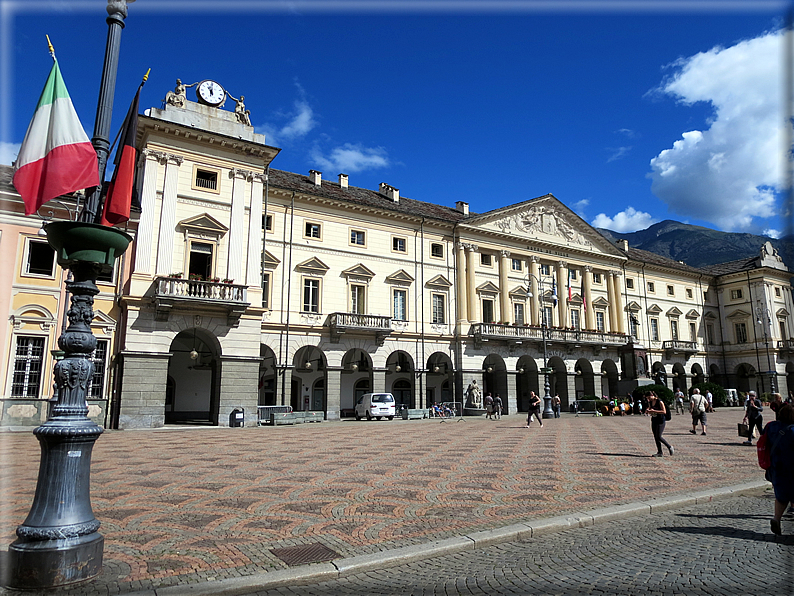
[597,220,792,270]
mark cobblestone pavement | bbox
[246,493,794,596]
[0,409,771,595]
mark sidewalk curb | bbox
[126,480,768,596]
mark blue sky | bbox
[1,1,790,237]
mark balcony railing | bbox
[778,339,794,353]
[470,323,628,350]
[662,340,698,357]
[328,312,392,345]
[153,277,249,324]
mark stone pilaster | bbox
[218,356,260,427]
[134,149,165,274]
[465,244,478,322]
[246,173,266,287]
[556,261,567,327]
[154,153,183,276]
[326,368,342,420]
[584,266,595,330]
[499,250,511,323]
[506,372,518,415]
[227,168,251,284]
[530,257,540,326]
[117,351,172,429]
[456,242,468,324]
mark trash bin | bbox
[229,407,244,427]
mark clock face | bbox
[197,80,226,106]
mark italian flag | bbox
[13,59,98,216]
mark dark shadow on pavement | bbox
[659,525,794,545]
[588,452,648,458]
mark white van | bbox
[355,393,396,421]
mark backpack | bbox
[665,405,672,421]
[761,423,794,471]
[757,432,771,470]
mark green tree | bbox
[690,382,727,407]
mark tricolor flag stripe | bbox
[13,59,98,216]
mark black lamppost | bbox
[756,304,777,393]
[6,1,135,589]
[526,273,557,419]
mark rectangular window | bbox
[350,230,366,247]
[707,323,715,345]
[432,294,446,324]
[188,241,214,280]
[11,336,45,398]
[480,253,493,267]
[393,289,407,321]
[392,237,406,253]
[25,239,56,277]
[193,167,219,192]
[703,291,709,303]
[304,222,322,239]
[775,286,781,297]
[651,318,659,341]
[593,273,602,284]
[302,278,320,313]
[262,214,273,231]
[96,263,116,285]
[686,288,693,299]
[351,284,366,314]
[595,311,605,332]
[482,299,495,323]
[731,289,743,300]
[689,322,697,342]
[667,285,675,296]
[430,243,444,259]
[511,259,522,272]
[540,264,551,275]
[570,309,580,330]
[87,339,108,399]
[628,314,638,336]
[647,282,655,293]
[780,320,787,341]
[570,269,578,280]
[670,319,679,340]
[735,322,748,344]
[543,306,554,327]
[625,278,634,289]
[262,272,271,309]
[513,302,525,325]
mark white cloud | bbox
[648,30,784,231]
[591,207,657,232]
[0,141,21,165]
[607,146,632,162]
[278,99,316,140]
[763,228,781,239]
[571,198,589,217]
[310,143,389,174]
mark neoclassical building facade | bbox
[1,92,792,428]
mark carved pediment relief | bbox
[476,281,500,294]
[342,264,375,280]
[426,274,452,289]
[295,257,330,274]
[262,250,281,269]
[386,269,415,285]
[178,213,228,238]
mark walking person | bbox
[484,393,494,419]
[674,389,685,415]
[743,390,763,446]
[552,394,561,418]
[763,404,794,535]
[689,388,707,435]
[494,394,503,420]
[646,391,674,457]
[526,391,543,428]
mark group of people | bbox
[484,393,503,419]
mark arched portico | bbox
[574,358,595,399]
[482,354,508,413]
[166,327,221,425]
[601,359,619,398]
[386,351,415,407]
[426,352,454,409]
[516,356,539,412]
[292,346,327,412]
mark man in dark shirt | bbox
[743,391,763,446]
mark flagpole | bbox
[80,0,136,223]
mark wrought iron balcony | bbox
[470,323,627,350]
[328,312,392,345]
[153,276,250,324]
[662,340,698,358]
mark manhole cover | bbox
[271,542,340,566]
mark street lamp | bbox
[755,304,777,393]
[526,273,557,419]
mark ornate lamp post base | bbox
[6,222,131,589]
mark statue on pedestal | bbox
[466,379,483,409]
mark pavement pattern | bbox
[245,493,794,596]
[0,408,772,595]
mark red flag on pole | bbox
[100,86,140,225]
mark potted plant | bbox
[189,273,204,281]
[168,272,182,279]
[223,278,234,284]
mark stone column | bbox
[117,351,172,429]
[556,261,568,327]
[227,168,250,284]
[456,242,468,324]
[246,173,266,287]
[279,367,292,407]
[606,272,617,332]
[134,149,164,274]
[530,257,540,326]
[506,372,518,415]
[218,356,260,427]
[155,153,183,276]
[584,266,595,330]
[499,250,511,323]
[465,244,478,322]
[612,271,625,333]
[325,368,342,420]
[372,368,387,394]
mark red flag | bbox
[100,87,140,225]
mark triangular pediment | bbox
[426,274,452,289]
[727,308,751,320]
[592,296,609,307]
[685,309,700,319]
[295,257,329,274]
[568,293,583,305]
[178,213,228,236]
[647,304,662,314]
[262,250,281,269]
[342,263,375,280]
[666,307,683,317]
[385,269,415,285]
[703,311,717,319]
[461,195,624,257]
[625,301,642,312]
[92,310,117,333]
[777,308,790,317]
[476,281,500,294]
[509,286,530,298]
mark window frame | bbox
[511,258,523,272]
[11,335,47,398]
[350,283,366,314]
[431,293,446,324]
[262,271,271,309]
[593,273,602,284]
[262,214,273,232]
[349,229,367,248]
[650,318,660,341]
[686,288,693,299]
[480,253,493,267]
[734,321,748,344]
[513,302,525,326]
[191,164,221,194]
[647,282,655,293]
[570,308,581,330]
[730,289,743,300]
[393,288,407,321]
[481,298,495,323]
[23,237,56,278]
[304,221,323,241]
[670,319,679,340]
[625,278,634,289]
[430,243,444,259]
[667,285,675,296]
[540,264,551,276]
[595,310,605,332]
[186,239,216,281]
[302,277,322,314]
[87,339,109,399]
[392,236,407,254]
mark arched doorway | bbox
[426,352,454,410]
[482,354,508,413]
[386,351,415,408]
[259,345,278,406]
[691,363,705,386]
[292,346,327,412]
[547,356,568,406]
[709,363,723,387]
[601,359,619,399]
[574,358,595,399]
[735,363,757,395]
[516,356,539,412]
[343,349,372,410]
[672,363,687,393]
[166,327,220,425]
[651,362,668,387]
